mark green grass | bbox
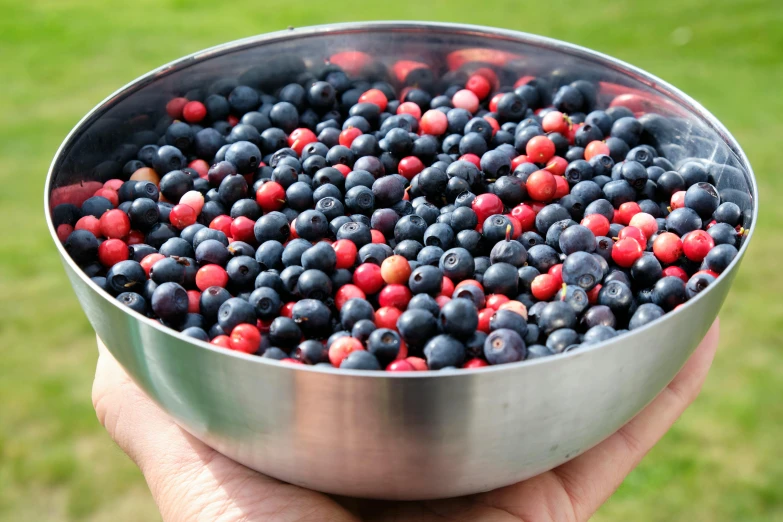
[0,0,781,520]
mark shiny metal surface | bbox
[45,22,757,500]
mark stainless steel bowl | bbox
[45,22,757,500]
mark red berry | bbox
[531,274,560,300]
[333,239,358,270]
[339,127,363,147]
[466,74,492,100]
[526,136,556,163]
[420,110,448,135]
[405,356,428,371]
[99,209,131,239]
[618,226,646,248]
[188,159,209,179]
[103,179,124,191]
[553,175,570,199]
[353,263,384,294]
[544,156,568,176]
[375,306,402,330]
[548,264,564,287]
[196,265,229,290]
[511,204,536,232]
[581,213,611,237]
[334,164,351,177]
[187,290,201,314]
[182,101,207,123]
[463,358,489,369]
[499,300,528,319]
[370,229,386,244]
[477,307,493,333]
[282,358,303,364]
[483,115,499,136]
[456,154,479,170]
[584,141,610,161]
[386,359,415,372]
[230,324,261,354]
[526,170,557,202]
[486,294,510,310]
[629,212,658,239]
[663,265,688,282]
[398,156,424,180]
[97,238,129,267]
[612,238,644,267]
[489,93,504,113]
[682,230,715,262]
[511,155,531,170]
[280,301,295,318]
[359,89,388,111]
[288,128,318,156]
[230,216,256,244]
[435,295,451,308]
[440,276,455,297]
[170,204,197,229]
[56,224,74,243]
[542,111,570,135]
[381,255,411,284]
[378,284,412,310]
[335,284,366,310]
[472,193,504,224]
[94,188,119,207]
[127,229,145,245]
[209,215,233,237]
[328,337,365,367]
[140,253,165,277]
[227,115,239,127]
[586,284,601,304]
[671,191,686,210]
[397,101,421,119]
[256,181,286,212]
[165,97,188,119]
[616,202,642,225]
[452,89,480,113]
[211,335,231,348]
[75,215,102,237]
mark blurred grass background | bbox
[0,0,781,520]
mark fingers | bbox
[92,338,359,522]
[478,319,720,522]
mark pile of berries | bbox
[52,57,746,371]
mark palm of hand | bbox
[93,321,718,522]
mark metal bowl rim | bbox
[43,21,758,378]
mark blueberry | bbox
[261,347,288,360]
[686,272,716,298]
[268,316,302,349]
[439,298,478,340]
[226,255,259,292]
[713,202,742,227]
[610,117,642,147]
[340,298,375,331]
[704,244,737,274]
[424,335,466,370]
[291,299,332,335]
[526,244,560,273]
[340,350,382,370]
[666,207,702,236]
[81,196,113,219]
[199,287,231,322]
[602,180,636,207]
[535,204,571,235]
[65,230,100,264]
[337,221,372,249]
[294,340,329,365]
[598,280,635,317]
[678,161,710,187]
[484,329,526,364]
[656,171,686,198]
[106,259,146,295]
[407,294,441,317]
[217,297,256,332]
[152,145,186,174]
[248,287,281,320]
[116,292,147,315]
[526,343,555,359]
[630,253,663,288]
[149,257,186,285]
[582,325,617,344]
[151,282,189,322]
[345,186,375,215]
[408,265,443,295]
[254,212,290,243]
[546,328,579,353]
[483,262,519,296]
[629,303,665,329]
[394,215,428,243]
[555,285,590,315]
[684,182,720,219]
[182,326,209,342]
[537,301,577,334]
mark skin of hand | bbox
[92,319,719,522]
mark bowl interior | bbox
[49,22,754,228]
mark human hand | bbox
[92,320,718,522]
